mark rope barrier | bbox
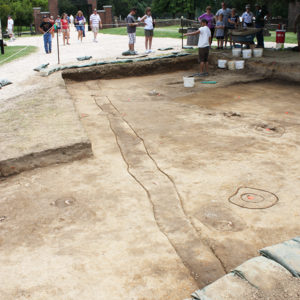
[0,45,30,65]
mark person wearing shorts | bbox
[216,2,231,48]
[140,7,155,53]
[216,14,225,49]
[7,16,15,41]
[75,11,85,42]
[126,8,139,54]
[61,13,70,45]
[55,15,61,34]
[184,19,211,77]
[90,9,102,42]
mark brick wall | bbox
[103,6,113,28]
[49,0,59,18]
[87,0,97,11]
[33,8,51,33]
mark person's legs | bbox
[145,36,148,50]
[199,62,204,73]
[224,27,228,47]
[43,33,48,53]
[205,62,209,73]
[62,31,66,45]
[221,38,224,49]
[93,27,98,41]
[67,30,70,44]
[48,33,52,53]
[128,33,136,52]
[256,26,264,48]
[149,36,153,50]
[210,28,215,45]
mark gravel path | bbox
[0,28,181,101]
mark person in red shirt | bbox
[61,13,70,45]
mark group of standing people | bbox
[183,2,271,77]
[198,2,268,49]
[126,7,155,55]
[39,9,103,54]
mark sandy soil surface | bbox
[1,69,299,299]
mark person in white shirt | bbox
[140,7,155,54]
[90,9,102,42]
[184,19,211,77]
[242,4,254,27]
[7,15,15,41]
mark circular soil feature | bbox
[52,197,76,208]
[229,187,279,209]
[196,203,245,232]
[253,123,285,137]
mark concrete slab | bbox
[0,73,92,177]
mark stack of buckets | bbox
[276,24,286,49]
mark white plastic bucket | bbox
[183,76,195,88]
[218,59,227,68]
[242,49,252,59]
[232,48,242,57]
[253,48,263,57]
[228,61,236,70]
[235,60,245,70]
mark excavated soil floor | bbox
[0,70,300,299]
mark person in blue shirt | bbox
[216,2,231,48]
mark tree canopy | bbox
[0,0,47,28]
[0,0,294,29]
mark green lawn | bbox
[101,25,298,44]
[264,31,297,44]
[101,25,183,39]
[0,46,38,65]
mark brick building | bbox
[33,1,113,32]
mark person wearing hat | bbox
[90,9,102,43]
[39,15,53,54]
[7,15,15,42]
[242,4,254,27]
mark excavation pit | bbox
[1,53,300,300]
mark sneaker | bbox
[145,50,150,54]
[94,40,98,43]
[192,73,205,77]
[203,72,209,76]
[149,49,155,53]
[134,51,138,55]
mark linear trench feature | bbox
[90,88,225,287]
